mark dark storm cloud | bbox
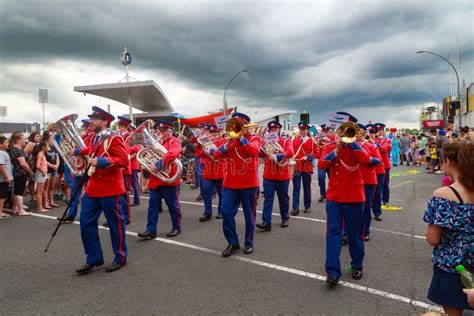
[0,0,473,124]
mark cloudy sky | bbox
[0,0,473,128]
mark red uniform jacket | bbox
[81,131,95,147]
[121,131,132,176]
[293,136,320,173]
[213,134,261,189]
[359,141,379,185]
[200,137,226,180]
[262,137,294,181]
[148,136,182,188]
[190,136,203,159]
[78,133,129,198]
[318,142,370,203]
[376,137,392,169]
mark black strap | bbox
[448,186,464,204]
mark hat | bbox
[366,124,378,134]
[438,129,446,136]
[232,112,251,124]
[208,124,220,133]
[267,120,282,129]
[88,106,115,125]
[298,121,310,129]
[117,116,132,126]
[336,111,358,123]
[374,122,386,131]
[155,120,174,129]
[320,124,330,131]
[81,118,91,126]
[357,123,366,130]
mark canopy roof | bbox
[74,80,173,113]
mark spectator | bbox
[42,132,60,209]
[8,131,33,216]
[436,130,448,173]
[428,143,438,174]
[420,133,428,164]
[423,140,474,315]
[32,141,50,212]
[391,135,400,166]
[0,136,13,219]
[24,131,41,201]
[399,133,410,166]
[181,135,196,184]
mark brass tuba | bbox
[225,117,262,140]
[53,114,88,177]
[133,120,182,183]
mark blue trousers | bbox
[222,187,259,247]
[262,179,289,225]
[326,201,365,279]
[131,169,140,204]
[146,186,181,234]
[382,168,390,204]
[194,157,203,195]
[80,193,127,265]
[121,175,131,222]
[372,174,385,217]
[363,185,376,236]
[292,172,312,210]
[317,167,327,197]
[202,178,222,216]
[67,175,85,218]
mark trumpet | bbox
[225,117,262,140]
[310,133,338,148]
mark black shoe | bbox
[196,195,203,201]
[222,244,240,257]
[374,216,382,221]
[126,220,130,225]
[137,231,157,240]
[304,207,311,213]
[166,229,181,237]
[199,214,212,222]
[318,196,325,202]
[76,262,104,275]
[102,222,109,227]
[131,202,140,207]
[158,208,163,213]
[243,246,253,255]
[212,193,217,199]
[256,222,271,231]
[290,208,299,216]
[352,269,363,280]
[342,235,349,245]
[281,219,289,228]
[364,235,370,241]
[105,260,127,273]
[326,276,339,286]
[61,216,75,223]
[216,214,223,219]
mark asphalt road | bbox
[0,165,449,315]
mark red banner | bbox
[422,120,444,129]
[180,108,234,127]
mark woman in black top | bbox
[42,132,60,208]
[8,131,33,216]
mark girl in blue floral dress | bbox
[423,141,473,316]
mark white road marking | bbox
[136,195,427,240]
[34,213,441,313]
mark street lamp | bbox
[223,69,248,118]
[416,50,461,128]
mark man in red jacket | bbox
[374,123,392,209]
[256,121,294,231]
[199,124,226,221]
[318,120,376,285]
[291,122,320,215]
[138,120,182,239]
[212,112,261,257]
[71,106,129,274]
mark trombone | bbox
[225,117,262,140]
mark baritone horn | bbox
[52,114,88,177]
[225,117,262,140]
[132,120,182,183]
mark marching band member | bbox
[374,123,392,209]
[62,118,94,223]
[71,106,129,274]
[199,124,225,221]
[318,118,376,285]
[115,116,133,224]
[190,123,205,201]
[138,120,182,239]
[256,121,294,231]
[212,112,260,257]
[291,122,320,216]
[316,124,337,202]
[129,124,142,207]
[366,125,386,222]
